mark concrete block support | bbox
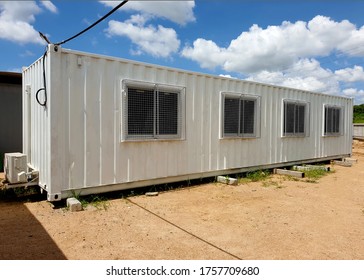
[344,158,358,164]
[293,165,330,172]
[333,160,352,167]
[217,176,238,185]
[274,169,304,178]
[67,197,82,212]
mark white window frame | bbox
[323,105,343,136]
[122,80,185,141]
[282,99,309,137]
[221,92,261,139]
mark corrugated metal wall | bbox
[23,55,51,190]
[23,46,353,200]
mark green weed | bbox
[88,195,110,210]
[68,190,109,210]
[303,169,328,183]
[246,170,271,182]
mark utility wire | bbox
[54,0,129,46]
[35,1,129,107]
[126,198,242,260]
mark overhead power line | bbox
[39,0,129,46]
[55,0,129,46]
[35,1,129,107]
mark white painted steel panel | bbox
[23,54,51,193]
[353,124,364,137]
[23,45,353,201]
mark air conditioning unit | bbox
[4,153,28,184]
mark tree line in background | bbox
[354,104,364,123]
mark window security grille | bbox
[158,91,178,135]
[223,95,257,137]
[127,88,154,136]
[125,84,182,140]
[283,101,306,136]
[324,106,341,135]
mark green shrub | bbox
[246,170,271,182]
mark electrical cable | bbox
[36,0,129,107]
[126,198,242,260]
[35,49,48,107]
[54,0,128,46]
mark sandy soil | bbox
[1,141,363,260]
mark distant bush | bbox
[354,104,364,123]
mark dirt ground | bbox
[1,141,364,260]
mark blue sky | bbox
[1,1,364,104]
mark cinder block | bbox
[344,158,358,164]
[274,169,304,178]
[145,192,159,196]
[67,197,82,212]
[217,176,238,185]
[293,165,330,172]
[333,160,352,167]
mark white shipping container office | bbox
[22,45,353,201]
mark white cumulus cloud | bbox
[0,1,57,44]
[335,66,364,82]
[106,16,180,58]
[182,15,364,102]
[343,88,364,95]
[100,0,195,25]
[102,1,195,58]
[182,15,364,74]
[247,58,339,94]
[337,26,364,56]
[343,88,364,103]
[182,38,226,69]
[0,1,42,44]
[40,1,58,14]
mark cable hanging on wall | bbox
[35,49,48,107]
[36,0,129,107]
